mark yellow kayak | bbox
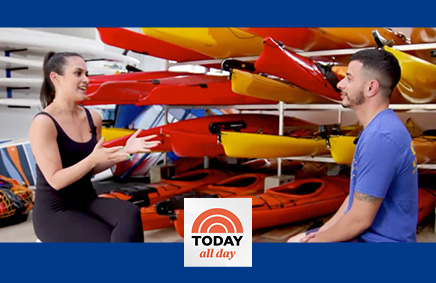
[317,28,409,48]
[414,136,436,164]
[328,136,357,165]
[220,131,328,158]
[141,28,264,58]
[101,128,135,142]
[328,135,436,165]
[231,69,332,104]
[410,28,436,64]
[384,45,436,104]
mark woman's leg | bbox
[87,198,144,242]
[33,207,113,242]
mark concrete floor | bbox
[2,175,435,243]
[1,210,435,243]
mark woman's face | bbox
[54,56,89,101]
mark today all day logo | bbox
[184,198,252,267]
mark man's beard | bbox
[341,90,365,108]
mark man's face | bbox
[337,60,367,108]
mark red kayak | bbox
[162,129,225,157]
[84,73,228,105]
[104,113,315,158]
[171,175,350,238]
[96,28,212,63]
[254,37,342,102]
[87,71,188,89]
[136,80,278,106]
[83,71,191,105]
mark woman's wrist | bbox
[121,146,134,159]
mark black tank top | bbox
[34,107,98,204]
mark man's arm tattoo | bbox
[354,191,380,203]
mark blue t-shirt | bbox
[346,109,418,242]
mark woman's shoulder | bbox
[87,108,102,125]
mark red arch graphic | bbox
[191,208,243,233]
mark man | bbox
[288,48,418,243]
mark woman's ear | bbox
[49,71,58,85]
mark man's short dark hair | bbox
[350,48,401,96]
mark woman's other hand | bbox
[124,129,161,154]
[90,137,129,165]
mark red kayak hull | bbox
[255,37,342,102]
[104,113,315,158]
[97,28,212,62]
[83,72,208,105]
[136,80,278,106]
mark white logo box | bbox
[184,198,252,267]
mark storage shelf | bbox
[166,103,436,111]
[284,155,436,170]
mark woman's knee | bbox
[116,201,141,222]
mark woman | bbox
[29,52,160,242]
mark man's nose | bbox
[337,78,345,90]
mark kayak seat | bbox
[111,186,158,208]
[316,62,340,91]
[279,182,322,195]
[216,177,257,188]
[156,191,218,215]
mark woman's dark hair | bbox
[40,51,84,108]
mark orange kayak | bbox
[171,175,350,238]
[146,173,269,233]
[414,136,436,164]
[99,168,231,205]
[418,188,435,224]
[99,168,232,231]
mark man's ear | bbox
[367,79,380,98]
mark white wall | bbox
[0,105,41,140]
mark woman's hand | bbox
[124,129,161,154]
[90,137,130,166]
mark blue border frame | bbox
[2,242,436,281]
[1,2,435,280]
